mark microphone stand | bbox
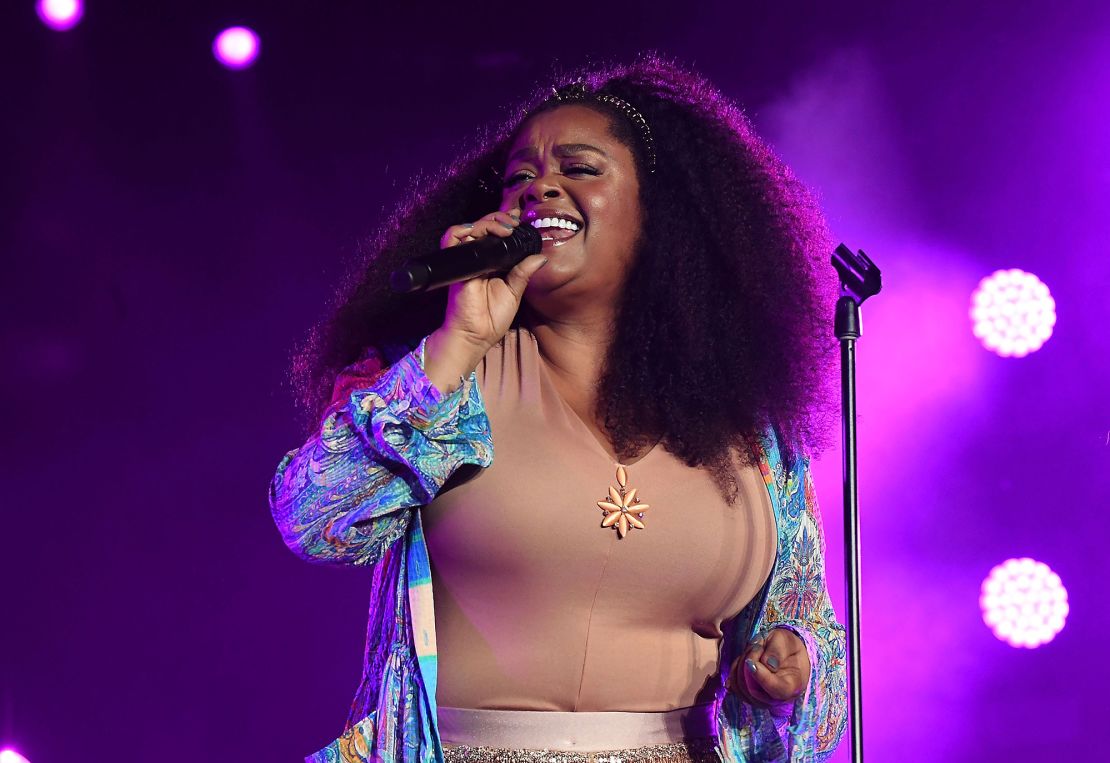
[831,243,881,763]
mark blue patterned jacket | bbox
[270,339,846,762]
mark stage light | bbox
[213,26,260,70]
[980,557,1068,648]
[970,269,1056,357]
[0,749,33,763]
[36,0,83,30]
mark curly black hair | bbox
[291,54,838,500]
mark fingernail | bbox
[510,213,520,220]
[540,257,549,268]
[501,222,515,230]
[463,223,475,228]
[765,656,779,670]
[745,658,758,675]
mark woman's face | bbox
[499,104,642,308]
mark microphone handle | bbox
[391,226,541,293]
[421,238,523,292]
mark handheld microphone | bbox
[390,225,543,293]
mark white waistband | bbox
[437,704,718,752]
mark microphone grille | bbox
[508,223,543,255]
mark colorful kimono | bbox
[270,339,847,763]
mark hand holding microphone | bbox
[418,210,549,394]
[390,210,544,293]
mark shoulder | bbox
[325,338,423,409]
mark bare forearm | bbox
[424,326,489,394]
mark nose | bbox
[522,171,562,203]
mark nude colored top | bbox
[420,327,776,712]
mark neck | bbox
[523,301,615,399]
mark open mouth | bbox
[529,214,583,247]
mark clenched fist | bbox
[727,627,811,716]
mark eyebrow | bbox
[507,143,610,163]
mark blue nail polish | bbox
[745,658,758,674]
[766,656,779,670]
[501,222,515,230]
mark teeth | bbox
[530,216,580,232]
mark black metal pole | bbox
[830,244,881,763]
[836,297,864,763]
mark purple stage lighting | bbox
[213,26,260,70]
[36,0,83,30]
[970,268,1056,357]
[0,750,33,763]
[980,558,1068,648]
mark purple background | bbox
[3,1,1108,760]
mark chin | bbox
[523,267,577,303]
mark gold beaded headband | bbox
[550,82,657,173]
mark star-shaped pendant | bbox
[597,464,651,538]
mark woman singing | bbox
[270,55,847,762]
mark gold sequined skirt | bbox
[438,705,720,763]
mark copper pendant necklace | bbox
[597,464,651,538]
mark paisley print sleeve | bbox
[269,338,493,567]
[759,456,848,761]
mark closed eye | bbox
[503,171,533,188]
[564,164,600,176]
